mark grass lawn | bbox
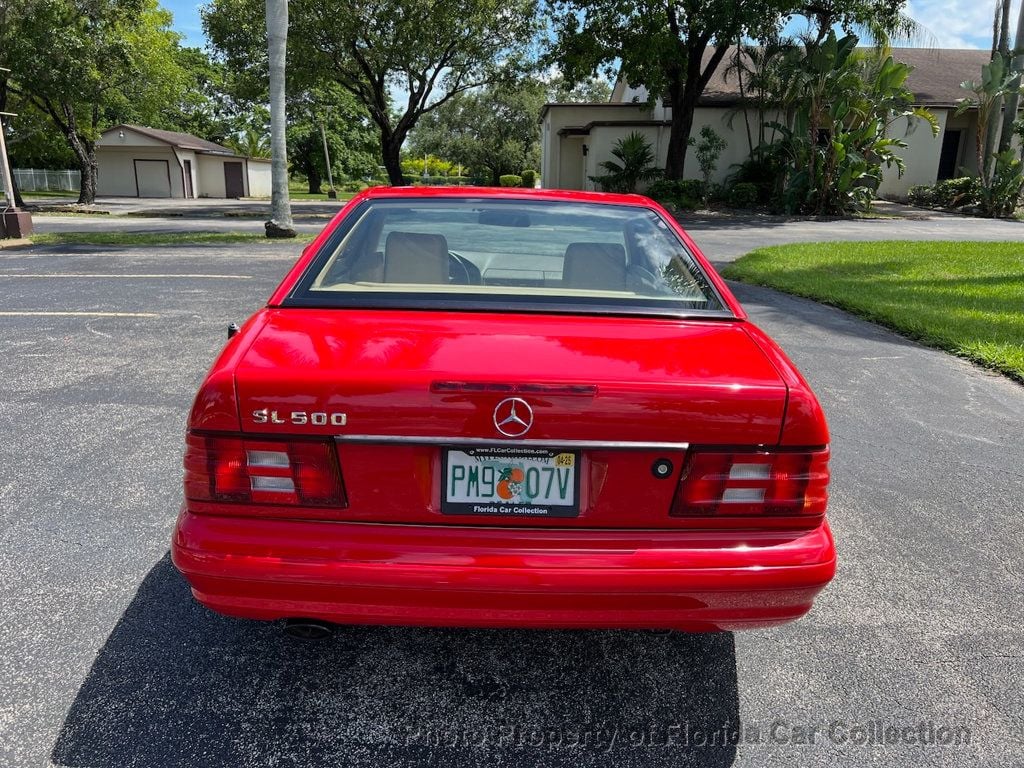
[239,182,356,201]
[722,240,1024,383]
[22,190,80,199]
[30,231,314,247]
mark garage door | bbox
[134,160,171,198]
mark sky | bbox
[163,0,205,48]
[163,0,1019,51]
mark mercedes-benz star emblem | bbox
[493,397,534,438]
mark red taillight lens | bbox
[184,433,346,508]
[671,448,829,518]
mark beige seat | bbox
[383,231,449,284]
[562,242,627,290]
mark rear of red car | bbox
[172,188,835,631]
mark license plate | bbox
[442,447,580,517]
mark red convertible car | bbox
[172,187,834,634]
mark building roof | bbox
[699,47,990,108]
[543,47,991,114]
[103,124,238,155]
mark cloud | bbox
[905,0,1022,49]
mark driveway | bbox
[0,227,1021,767]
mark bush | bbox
[727,182,758,209]
[644,179,706,209]
[907,185,934,206]
[499,174,523,187]
[907,177,981,209]
[934,177,980,207]
[727,144,788,205]
[520,170,537,188]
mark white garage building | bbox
[95,125,272,199]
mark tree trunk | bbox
[307,165,322,194]
[380,134,405,186]
[997,1,1024,155]
[10,170,24,208]
[62,125,96,205]
[663,72,694,180]
[265,0,294,236]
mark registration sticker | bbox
[442,447,580,517]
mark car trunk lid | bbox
[233,309,788,527]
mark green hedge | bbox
[727,182,758,209]
[499,174,523,187]
[644,179,705,209]
[520,170,537,188]
[908,177,981,208]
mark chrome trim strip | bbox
[335,435,690,451]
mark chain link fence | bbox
[12,168,80,193]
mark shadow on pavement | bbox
[53,554,740,768]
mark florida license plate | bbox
[442,447,580,517]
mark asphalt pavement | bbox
[0,214,1022,767]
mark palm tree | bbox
[265,0,295,238]
[958,53,1021,186]
[589,132,661,193]
[228,129,271,159]
[997,0,1024,155]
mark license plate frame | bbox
[441,446,581,518]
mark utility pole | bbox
[0,66,33,239]
[318,118,336,199]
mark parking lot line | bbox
[0,273,253,279]
[0,311,160,317]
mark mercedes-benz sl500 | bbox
[172,187,835,632]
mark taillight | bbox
[671,448,829,518]
[184,433,346,508]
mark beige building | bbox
[96,125,272,199]
[541,48,997,199]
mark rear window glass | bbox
[288,198,726,315]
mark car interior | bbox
[307,202,717,305]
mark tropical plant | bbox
[761,32,937,215]
[978,150,1024,217]
[589,132,661,193]
[957,53,1024,195]
[691,126,728,201]
[227,128,271,158]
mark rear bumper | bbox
[171,509,836,631]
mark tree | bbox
[996,0,1024,155]
[549,0,790,180]
[958,53,1021,186]
[205,0,540,186]
[408,80,545,184]
[288,86,378,192]
[546,74,613,103]
[767,33,937,214]
[1,0,188,204]
[265,0,294,236]
[159,47,259,145]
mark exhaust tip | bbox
[283,618,334,640]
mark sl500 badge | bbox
[252,408,347,426]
